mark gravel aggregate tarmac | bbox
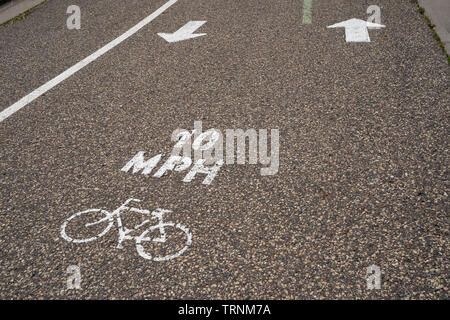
[0,0,448,299]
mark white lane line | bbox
[0,0,178,123]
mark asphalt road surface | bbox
[0,0,448,299]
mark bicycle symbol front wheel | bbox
[135,223,192,261]
[61,209,114,243]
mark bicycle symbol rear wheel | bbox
[135,222,192,261]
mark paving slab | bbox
[419,0,450,54]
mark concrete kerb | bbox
[0,0,46,25]
[418,0,450,55]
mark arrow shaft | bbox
[345,26,370,42]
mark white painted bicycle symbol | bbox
[60,198,192,261]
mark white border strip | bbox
[0,0,178,123]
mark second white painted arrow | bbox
[158,21,207,43]
[327,18,385,42]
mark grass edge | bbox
[415,1,450,64]
[0,0,48,27]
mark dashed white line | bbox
[302,0,313,24]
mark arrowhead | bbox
[327,18,385,29]
[366,21,385,29]
[158,21,207,43]
[157,32,206,43]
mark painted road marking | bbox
[327,18,385,42]
[0,0,179,123]
[302,0,313,24]
[158,21,207,43]
[61,198,192,261]
[120,120,280,184]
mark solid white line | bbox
[0,0,178,123]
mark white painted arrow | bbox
[158,21,207,43]
[327,18,385,42]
